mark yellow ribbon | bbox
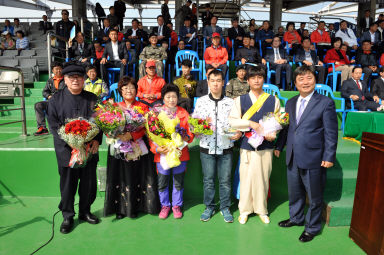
[242,93,271,120]
[342,137,361,145]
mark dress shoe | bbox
[116,214,125,220]
[60,218,74,234]
[299,231,316,243]
[79,213,100,224]
[278,219,304,228]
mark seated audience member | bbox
[152,15,171,44]
[295,37,325,84]
[283,22,301,55]
[228,17,245,54]
[302,29,310,38]
[139,32,167,78]
[258,20,274,55]
[324,37,355,85]
[34,62,65,136]
[328,23,336,40]
[360,23,380,52]
[277,26,285,41]
[98,18,111,44]
[195,67,215,97]
[204,33,228,76]
[0,31,15,54]
[15,30,29,52]
[125,41,136,64]
[296,22,306,37]
[225,64,249,98]
[178,40,186,50]
[250,38,256,47]
[235,34,266,68]
[137,60,166,107]
[137,21,149,45]
[335,20,358,55]
[167,22,178,47]
[13,18,25,34]
[377,20,384,46]
[124,19,145,53]
[68,32,93,66]
[372,67,384,103]
[341,66,380,111]
[356,40,378,84]
[203,16,223,47]
[100,29,128,83]
[167,22,178,64]
[107,6,119,28]
[173,59,197,112]
[93,41,104,73]
[249,24,258,41]
[3,20,14,35]
[310,21,331,61]
[112,26,124,42]
[179,17,197,51]
[39,15,53,34]
[264,35,292,89]
[84,66,109,98]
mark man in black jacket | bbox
[39,15,53,34]
[152,15,171,44]
[228,18,245,55]
[341,66,380,111]
[356,40,378,84]
[47,64,102,234]
[201,3,213,27]
[114,0,126,30]
[97,18,111,44]
[55,10,74,57]
[100,29,128,84]
[124,19,147,52]
[34,62,65,136]
[68,32,94,66]
[235,34,266,68]
[372,66,384,103]
[161,0,171,24]
[359,9,374,34]
[295,37,325,84]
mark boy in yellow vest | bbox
[84,65,109,98]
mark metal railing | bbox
[0,67,27,136]
[46,31,69,77]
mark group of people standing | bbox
[48,62,338,244]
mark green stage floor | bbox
[0,196,363,255]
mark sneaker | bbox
[200,207,215,222]
[158,206,171,219]
[34,127,48,136]
[172,206,183,219]
[220,208,234,223]
[238,214,248,224]
[259,214,270,224]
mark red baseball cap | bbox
[212,32,221,38]
[146,60,156,68]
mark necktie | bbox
[296,98,306,124]
[356,80,362,90]
[274,48,280,60]
[105,27,108,34]
[159,26,162,35]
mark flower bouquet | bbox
[58,117,100,168]
[94,99,125,138]
[247,112,289,149]
[145,110,188,170]
[377,104,384,112]
[188,116,213,136]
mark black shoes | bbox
[299,231,316,243]
[34,127,49,136]
[278,219,304,228]
[79,213,100,224]
[60,218,74,234]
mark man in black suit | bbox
[359,10,374,33]
[372,66,384,103]
[356,40,379,84]
[152,15,170,44]
[68,32,94,66]
[296,22,306,37]
[179,17,197,51]
[235,34,266,70]
[295,37,325,84]
[100,29,128,84]
[201,3,213,27]
[97,18,111,44]
[228,18,245,55]
[124,19,147,52]
[341,66,380,111]
[39,15,53,34]
[264,35,292,89]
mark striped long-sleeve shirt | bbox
[16,37,29,50]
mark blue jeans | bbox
[200,152,232,210]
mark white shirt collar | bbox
[298,90,315,102]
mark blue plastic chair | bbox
[175,50,202,80]
[202,60,230,84]
[315,84,346,130]
[325,63,342,92]
[266,62,291,90]
[107,83,123,102]
[107,52,135,85]
[262,83,288,106]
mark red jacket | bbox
[170,31,178,47]
[137,75,166,104]
[118,100,149,141]
[380,53,384,66]
[323,48,351,72]
[204,45,228,65]
[283,30,301,45]
[310,29,331,44]
[149,106,194,163]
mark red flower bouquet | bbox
[58,117,100,168]
[188,116,213,135]
[94,99,125,138]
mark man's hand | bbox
[230,131,242,141]
[265,39,272,43]
[350,59,356,63]
[264,132,276,142]
[303,60,313,66]
[274,150,280,158]
[350,95,359,101]
[186,33,192,38]
[262,58,267,65]
[249,121,260,131]
[47,95,52,100]
[121,59,127,65]
[241,58,247,64]
[369,66,377,72]
[89,140,99,154]
[321,161,334,168]
[100,58,107,64]
[373,95,380,103]
[184,83,192,89]
[318,60,323,66]
[68,38,73,47]
[81,58,88,63]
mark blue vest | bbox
[240,93,276,151]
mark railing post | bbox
[47,32,52,78]
[80,17,84,34]
[19,70,27,136]
[91,25,94,41]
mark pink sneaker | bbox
[172,206,183,219]
[159,206,171,219]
